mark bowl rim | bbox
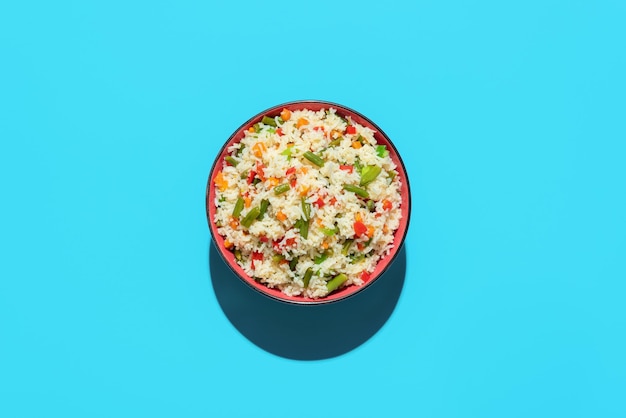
[206,99,411,305]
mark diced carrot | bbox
[280,108,291,121]
[268,177,279,187]
[366,225,375,238]
[316,218,323,226]
[214,171,228,191]
[248,127,255,133]
[252,142,266,158]
[224,239,233,249]
[299,166,308,174]
[355,212,362,222]
[299,185,310,196]
[276,211,287,222]
[229,218,239,229]
[244,196,252,208]
[352,141,362,149]
[382,199,393,211]
[330,129,342,139]
[321,241,329,249]
[383,224,389,234]
[296,118,309,128]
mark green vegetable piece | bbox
[387,170,397,180]
[320,227,337,236]
[253,123,262,133]
[289,257,298,271]
[350,254,365,264]
[274,183,291,195]
[232,197,244,218]
[299,218,309,239]
[225,156,239,166]
[329,137,343,147]
[314,253,328,264]
[326,273,348,293]
[303,151,325,167]
[360,165,382,186]
[234,249,242,261]
[354,158,363,174]
[303,267,313,288]
[376,145,389,158]
[258,199,270,220]
[252,178,262,186]
[281,146,294,160]
[272,254,285,263]
[343,184,369,198]
[241,207,261,228]
[301,198,311,221]
[262,116,277,127]
[236,145,245,157]
[366,199,376,212]
[342,239,354,255]
[240,170,249,179]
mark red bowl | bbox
[206,100,411,304]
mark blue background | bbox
[1,0,625,417]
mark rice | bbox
[213,107,402,298]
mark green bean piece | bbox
[274,183,291,195]
[329,137,343,147]
[299,218,309,239]
[343,184,369,198]
[342,239,354,255]
[354,158,363,174]
[303,151,325,167]
[360,165,382,186]
[236,145,245,157]
[301,198,311,220]
[367,199,376,212]
[289,257,298,271]
[253,123,262,133]
[303,267,313,288]
[232,197,244,218]
[326,273,348,293]
[240,170,249,179]
[261,116,277,127]
[258,199,270,220]
[225,156,239,166]
[241,206,261,228]
[314,253,328,264]
[350,253,365,264]
[272,254,285,263]
[234,249,242,261]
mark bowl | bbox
[206,100,411,304]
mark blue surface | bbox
[1,1,625,417]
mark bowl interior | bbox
[206,101,410,304]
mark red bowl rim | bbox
[206,100,411,305]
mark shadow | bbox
[209,242,406,360]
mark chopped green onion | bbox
[280,146,294,161]
[303,268,313,288]
[303,151,325,167]
[376,145,389,158]
[289,257,298,271]
[326,273,348,293]
[314,253,328,264]
[343,184,369,198]
[360,165,382,186]
[225,156,239,166]
[342,239,354,255]
[232,197,244,218]
[301,198,311,221]
[258,199,269,220]
[320,227,337,236]
[241,207,261,228]
[274,183,291,195]
[329,137,343,147]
